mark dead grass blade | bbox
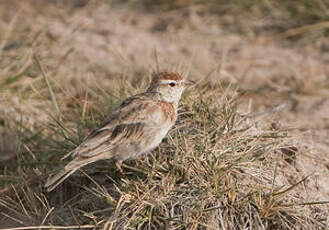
[33,53,61,120]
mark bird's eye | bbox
[169,82,176,87]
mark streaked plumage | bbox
[45,72,194,191]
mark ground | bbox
[0,1,328,229]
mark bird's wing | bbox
[67,94,159,159]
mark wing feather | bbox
[67,94,157,159]
[71,123,144,158]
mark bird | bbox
[45,72,195,191]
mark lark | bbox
[45,72,194,191]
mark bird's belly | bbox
[113,124,171,161]
[144,125,171,152]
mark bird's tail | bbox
[45,157,96,192]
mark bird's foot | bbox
[115,161,125,175]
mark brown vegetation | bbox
[0,0,328,229]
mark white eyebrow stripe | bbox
[160,79,180,84]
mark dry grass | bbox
[0,1,329,229]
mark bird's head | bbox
[147,72,195,105]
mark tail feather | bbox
[45,167,78,192]
[61,147,80,160]
[45,158,96,192]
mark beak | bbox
[182,79,196,86]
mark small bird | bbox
[45,72,194,191]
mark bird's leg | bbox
[115,161,125,175]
